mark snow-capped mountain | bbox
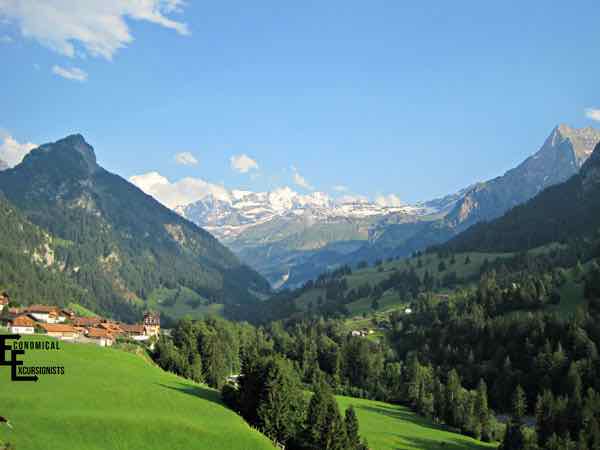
[135,124,600,290]
[177,186,430,242]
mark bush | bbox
[221,382,240,412]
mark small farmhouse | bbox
[85,328,115,347]
[25,305,62,323]
[119,324,148,342]
[39,323,80,341]
[73,316,102,328]
[9,315,36,335]
[99,322,124,336]
[0,292,9,313]
[143,311,160,337]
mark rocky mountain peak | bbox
[552,124,600,165]
[21,133,98,176]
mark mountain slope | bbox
[357,124,600,258]
[0,336,276,450]
[0,135,269,320]
[0,193,99,311]
[440,140,600,253]
[175,186,428,287]
[443,124,600,228]
[164,125,600,289]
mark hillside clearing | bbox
[336,396,498,450]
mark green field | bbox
[0,335,503,450]
[0,336,274,450]
[336,396,498,450]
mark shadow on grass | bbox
[393,435,494,450]
[355,404,493,450]
[156,382,223,407]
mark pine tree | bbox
[256,357,306,446]
[345,406,361,450]
[512,385,527,423]
[475,379,492,441]
[501,386,528,450]
[304,382,348,450]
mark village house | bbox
[119,324,149,342]
[350,329,372,337]
[73,316,102,328]
[39,323,80,341]
[143,311,161,337]
[0,292,9,313]
[9,315,36,335]
[25,305,63,323]
[61,308,76,321]
[85,328,115,347]
[99,321,125,337]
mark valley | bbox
[155,125,600,290]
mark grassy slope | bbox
[146,286,224,319]
[336,396,497,450]
[294,251,513,317]
[297,245,585,328]
[68,303,99,317]
[0,336,274,450]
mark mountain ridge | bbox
[438,139,600,254]
[143,124,600,289]
[0,134,270,320]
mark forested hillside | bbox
[0,135,270,321]
[0,194,98,311]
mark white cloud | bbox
[585,108,600,122]
[174,151,198,166]
[230,154,259,173]
[0,35,13,43]
[291,165,313,190]
[129,171,231,209]
[52,65,87,82]
[333,185,349,192]
[374,194,403,207]
[0,132,37,167]
[0,0,189,60]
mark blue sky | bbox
[1,1,600,205]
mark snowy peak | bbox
[178,185,424,241]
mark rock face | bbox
[441,140,600,254]
[0,134,270,319]
[444,124,600,228]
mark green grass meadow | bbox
[336,396,498,450]
[0,336,274,450]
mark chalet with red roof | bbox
[85,328,115,347]
[9,315,36,335]
[39,323,80,340]
[143,311,160,338]
[25,305,64,323]
[0,292,9,313]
